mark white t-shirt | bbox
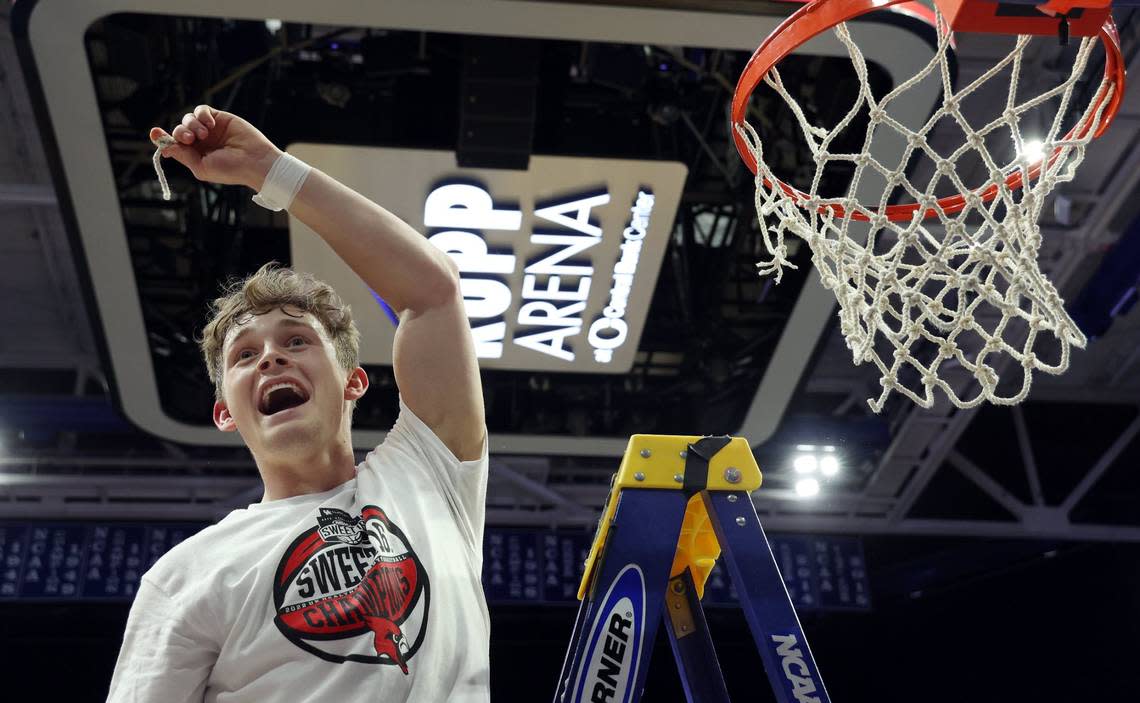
[107,400,490,702]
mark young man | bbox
[107,105,489,701]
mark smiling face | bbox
[213,306,367,461]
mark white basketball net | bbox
[737,10,1115,412]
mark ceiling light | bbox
[795,477,820,498]
[793,454,818,474]
[820,455,840,476]
[1021,138,1045,164]
[265,18,283,33]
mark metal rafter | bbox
[1059,414,1140,514]
[947,450,1026,519]
[1011,405,1046,506]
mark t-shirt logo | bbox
[315,507,365,545]
[273,505,429,671]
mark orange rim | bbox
[731,0,1125,222]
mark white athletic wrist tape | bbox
[251,152,312,212]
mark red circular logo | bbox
[273,505,429,670]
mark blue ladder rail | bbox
[553,434,831,703]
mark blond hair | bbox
[200,263,361,400]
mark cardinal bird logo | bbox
[273,505,429,669]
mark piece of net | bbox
[737,9,1114,412]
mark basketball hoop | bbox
[732,0,1125,412]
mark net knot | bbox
[806,124,830,139]
[977,365,998,389]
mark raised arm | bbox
[151,106,485,460]
[285,160,486,462]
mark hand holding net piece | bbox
[732,0,1125,412]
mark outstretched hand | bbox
[150,105,281,190]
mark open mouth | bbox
[259,383,310,416]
